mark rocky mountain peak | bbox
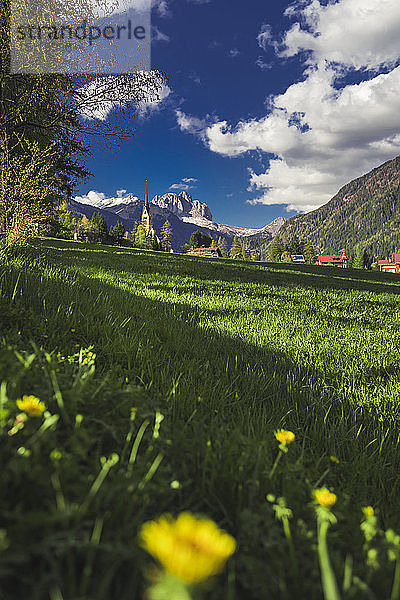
[151,191,213,221]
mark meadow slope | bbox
[1,238,400,599]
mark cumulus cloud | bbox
[280,0,400,70]
[74,190,107,206]
[178,0,400,212]
[117,189,127,197]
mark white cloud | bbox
[280,0,400,70]
[117,189,127,197]
[74,190,106,206]
[257,24,273,51]
[88,0,170,18]
[169,177,198,191]
[169,183,192,191]
[137,82,171,117]
[177,0,400,212]
[229,48,240,58]
[176,110,211,140]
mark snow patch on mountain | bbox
[75,190,141,210]
[72,189,285,243]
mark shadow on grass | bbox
[34,238,400,296]
[3,245,400,525]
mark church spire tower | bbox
[142,179,152,233]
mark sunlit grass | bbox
[2,237,400,598]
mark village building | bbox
[378,253,400,273]
[141,179,161,244]
[142,180,153,235]
[186,247,222,258]
[316,252,349,268]
[291,254,305,263]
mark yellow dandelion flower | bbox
[362,506,374,517]
[16,395,46,417]
[139,512,236,584]
[274,429,295,445]
[314,488,337,508]
[329,455,340,464]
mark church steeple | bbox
[142,179,152,233]
[145,179,150,210]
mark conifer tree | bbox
[218,237,228,257]
[268,236,286,261]
[352,245,366,269]
[151,234,161,251]
[229,236,242,259]
[160,220,172,252]
[91,212,108,237]
[131,221,140,247]
[111,220,126,243]
[288,236,303,254]
[303,240,316,264]
[190,230,212,248]
[241,244,250,261]
[135,223,147,248]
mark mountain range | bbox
[70,191,285,250]
[71,155,400,258]
[279,155,400,258]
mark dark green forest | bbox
[278,155,400,259]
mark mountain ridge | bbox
[278,155,400,258]
[70,190,285,250]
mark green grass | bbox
[2,237,400,599]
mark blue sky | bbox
[76,0,400,228]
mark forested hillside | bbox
[279,156,400,258]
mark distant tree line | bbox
[266,235,317,264]
[265,234,374,269]
[51,203,173,252]
[277,157,400,263]
[185,230,261,261]
[50,208,376,268]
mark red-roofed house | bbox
[316,253,349,268]
[378,254,400,273]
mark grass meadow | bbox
[1,237,400,599]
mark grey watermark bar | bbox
[10,0,151,74]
